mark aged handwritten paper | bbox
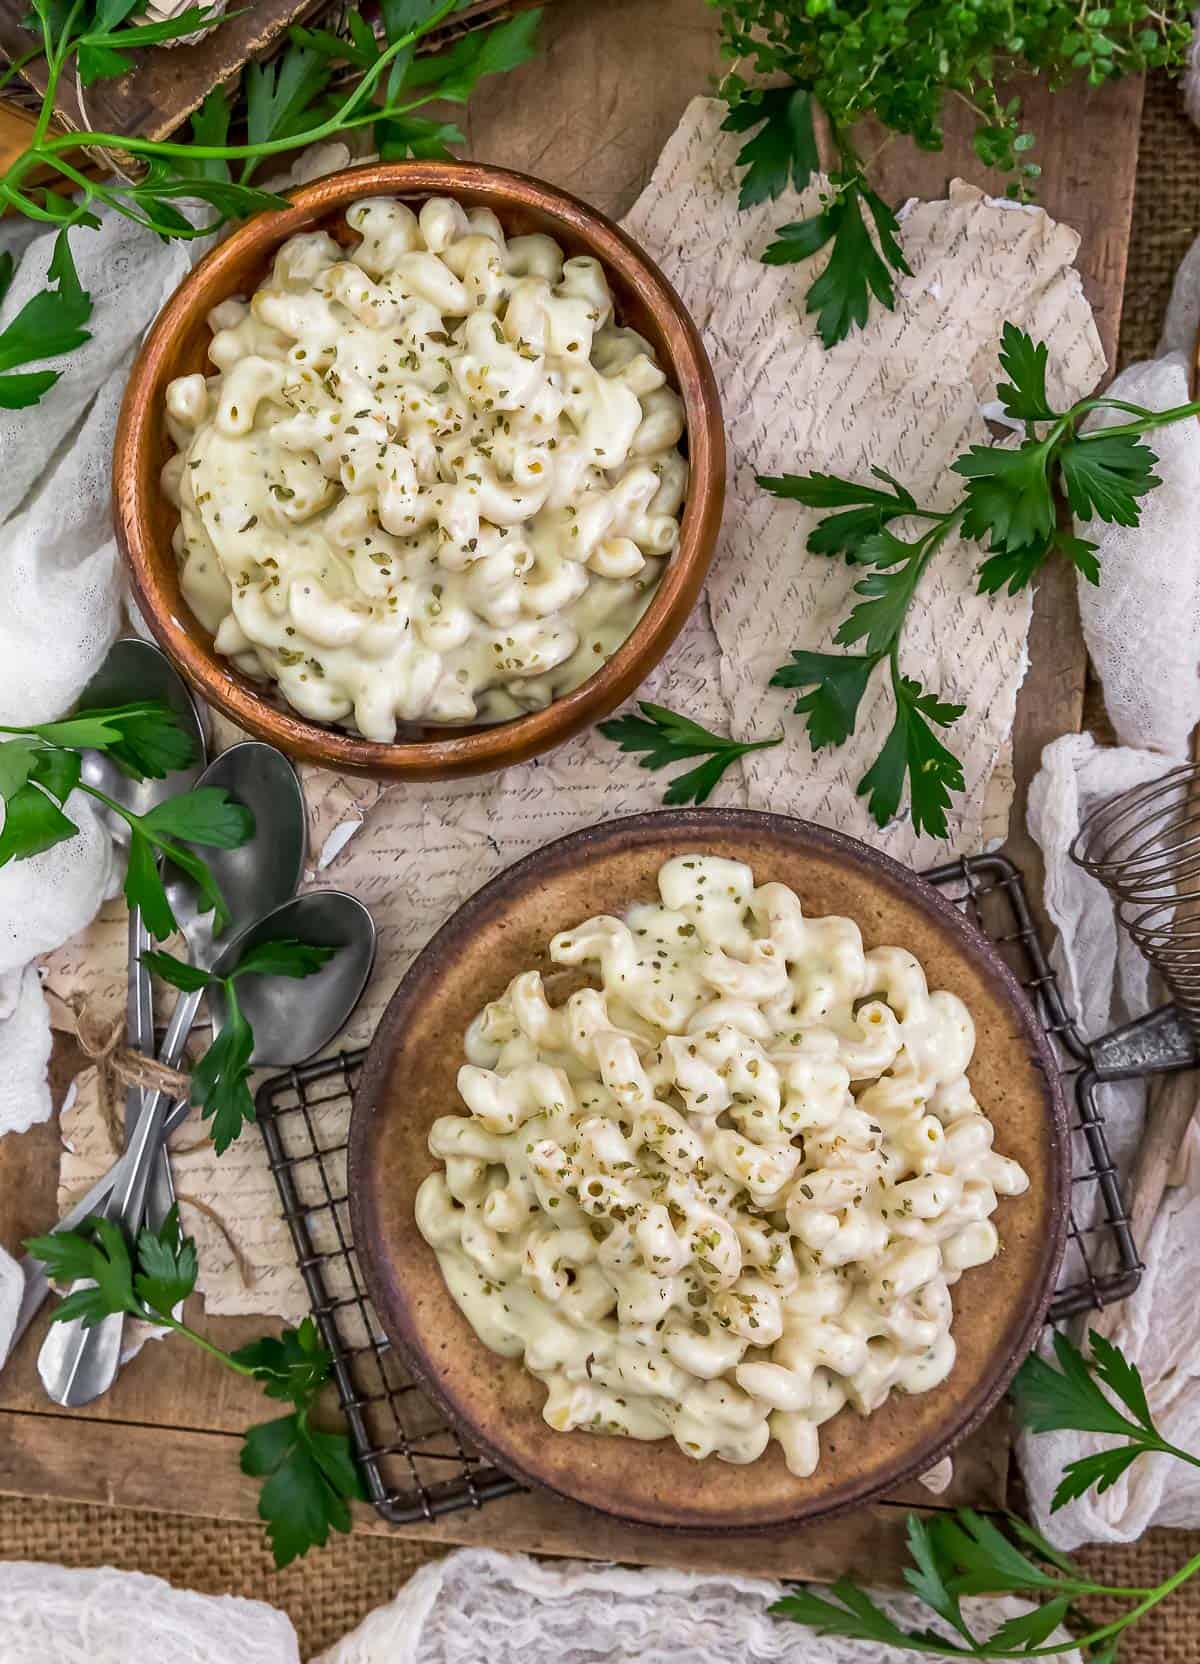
[46,96,1105,1320]
[622,98,1104,866]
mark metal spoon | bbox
[206,890,377,1061]
[77,637,206,1230]
[37,741,307,1407]
[19,891,374,1388]
[11,892,373,1357]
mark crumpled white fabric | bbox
[1075,355,1200,759]
[0,143,358,1140]
[1019,230,1200,1545]
[0,1547,1077,1664]
[0,211,197,725]
[315,1548,1078,1664]
[0,1241,22,1369]
[0,791,118,980]
[0,1563,300,1663]
[0,967,53,1137]
[0,788,117,1134]
[143,0,228,46]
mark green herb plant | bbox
[0,229,92,407]
[598,701,783,804]
[775,1329,1200,1659]
[713,1,1189,345]
[0,0,540,401]
[0,696,251,936]
[603,324,1200,838]
[142,936,338,1153]
[25,1208,362,1565]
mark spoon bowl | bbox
[164,741,308,972]
[209,891,377,1066]
[77,636,205,810]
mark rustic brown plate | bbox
[349,810,1068,1531]
[113,161,724,781]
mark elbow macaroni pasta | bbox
[416,854,1030,1475]
[161,196,688,741]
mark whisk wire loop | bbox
[1072,762,1200,1041]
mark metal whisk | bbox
[1070,761,1200,1306]
[1072,762,1200,1040]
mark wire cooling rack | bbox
[255,851,1140,1527]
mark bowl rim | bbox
[347,807,1071,1532]
[113,159,725,780]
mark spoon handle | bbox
[110,987,202,1226]
[60,905,161,1388]
[129,905,176,1232]
[12,1096,192,1359]
[36,988,203,1408]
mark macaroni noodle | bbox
[161,197,687,741]
[416,854,1030,1474]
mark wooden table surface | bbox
[0,0,1144,1580]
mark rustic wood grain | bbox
[0,0,552,152]
[0,0,1142,1574]
[0,1407,1005,1581]
[0,2,324,144]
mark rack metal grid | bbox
[255,852,1141,1527]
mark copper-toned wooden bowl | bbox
[349,810,1069,1532]
[113,162,725,780]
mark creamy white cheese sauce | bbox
[416,854,1030,1475]
[162,196,688,740]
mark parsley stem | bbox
[885,514,959,660]
[1,0,462,222]
[78,780,238,936]
[29,0,459,167]
[33,0,85,151]
[1070,399,1200,441]
[0,179,69,223]
[77,780,139,829]
[1017,1547,1200,1658]
[1143,1434,1200,1475]
[149,1307,256,1376]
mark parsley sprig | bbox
[1012,1329,1200,1509]
[775,1331,1200,1659]
[763,323,1200,836]
[24,1208,363,1566]
[0,2,540,400]
[0,698,252,936]
[598,701,783,804]
[143,936,337,1153]
[720,85,910,349]
[714,2,1188,344]
[0,228,92,407]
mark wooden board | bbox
[0,1,545,162]
[0,1,324,144]
[0,0,1142,1579]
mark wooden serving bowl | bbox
[349,810,1069,1532]
[113,162,725,780]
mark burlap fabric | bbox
[2,65,1199,1664]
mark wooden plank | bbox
[0,1,554,153]
[0,1406,990,1583]
[0,3,325,145]
[0,0,1141,1570]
